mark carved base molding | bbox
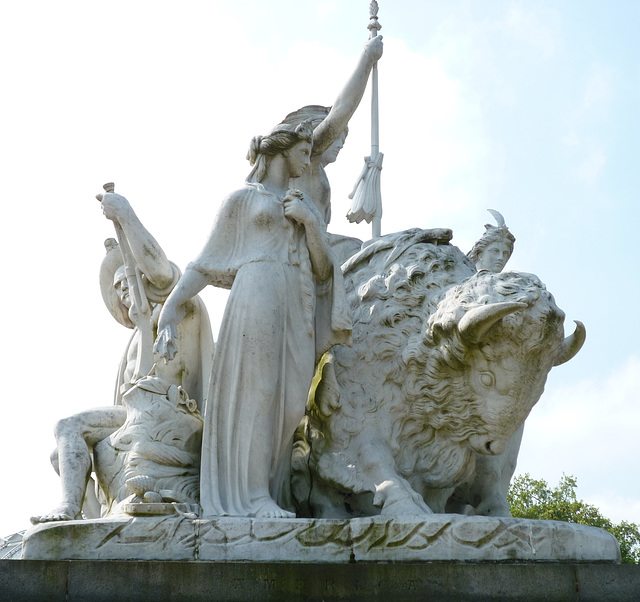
[22,515,620,563]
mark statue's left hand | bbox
[283,189,315,227]
[100,192,132,222]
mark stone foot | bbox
[30,503,81,524]
[253,499,296,519]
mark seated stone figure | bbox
[31,192,213,523]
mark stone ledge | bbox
[2,560,639,601]
[22,515,620,563]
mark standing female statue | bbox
[155,121,351,518]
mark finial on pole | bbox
[368,1,381,36]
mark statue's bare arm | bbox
[155,268,210,362]
[100,192,175,290]
[312,36,383,155]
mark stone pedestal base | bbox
[22,514,620,563]
[3,560,640,601]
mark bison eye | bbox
[480,372,495,387]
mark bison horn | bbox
[553,320,586,366]
[458,301,527,344]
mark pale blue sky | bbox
[1,1,638,535]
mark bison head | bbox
[419,270,585,458]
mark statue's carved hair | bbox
[246,120,314,183]
[281,105,330,130]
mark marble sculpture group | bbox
[24,22,599,563]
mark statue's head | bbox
[246,120,314,183]
[467,210,515,273]
[281,105,347,167]
[100,239,135,329]
[113,265,131,309]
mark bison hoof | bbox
[374,482,433,516]
[380,495,432,516]
[475,499,511,517]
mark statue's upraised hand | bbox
[364,35,383,63]
[100,192,132,223]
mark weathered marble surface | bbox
[22,515,620,563]
[280,35,383,227]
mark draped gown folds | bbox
[189,182,351,517]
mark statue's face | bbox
[476,242,511,273]
[320,131,347,167]
[114,274,131,308]
[284,140,312,178]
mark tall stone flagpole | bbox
[347,0,383,238]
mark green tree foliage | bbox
[508,474,640,564]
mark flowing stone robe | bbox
[189,183,351,516]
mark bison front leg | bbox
[447,424,524,517]
[473,424,524,517]
[358,439,433,516]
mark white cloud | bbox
[563,61,615,186]
[500,4,558,59]
[582,62,615,111]
[577,146,607,184]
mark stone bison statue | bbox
[292,228,585,518]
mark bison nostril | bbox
[485,441,493,453]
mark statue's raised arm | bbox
[312,35,383,155]
[278,35,383,226]
[99,190,178,292]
